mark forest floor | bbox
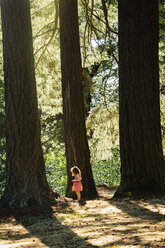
[0,186,165,248]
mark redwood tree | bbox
[0,0,58,208]
[116,0,165,196]
[59,0,98,199]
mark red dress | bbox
[72,174,83,192]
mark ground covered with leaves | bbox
[0,186,165,248]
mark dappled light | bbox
[0,187,165,247]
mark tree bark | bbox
[0,0,58,208]
[59,0,98,199]
[116,0,165,196]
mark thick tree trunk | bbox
[116,0,165,196]
[0,0,58,208]
[59,0,98,199]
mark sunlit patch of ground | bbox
[0,186,165,248]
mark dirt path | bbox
[0,187,165,248]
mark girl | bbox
[71,166,83,204]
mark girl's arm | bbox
[72,174,81,182]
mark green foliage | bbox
[87,105,119,161]
[40,112,66,195]
[40,112,64,152]
[45,150,67,195]
[92,147,121,186]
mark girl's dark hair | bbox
[71,166,80,175]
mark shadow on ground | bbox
[109,198,165,222]
[1,187,165,248]
[0,205,98,248]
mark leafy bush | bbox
[45,147,121,196]
[45,150,67,196]
[92,147,121,186]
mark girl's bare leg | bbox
[76,191,81,201]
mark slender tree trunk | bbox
[116,0,165,196]
[59,0,98,199]
[0,0,58,208]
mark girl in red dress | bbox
[71,166,83,203]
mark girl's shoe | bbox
[78,199,86,206]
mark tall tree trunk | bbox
[59,0,98,199]
[116,0,165,196]
[0,0,58,208]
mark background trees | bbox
[0,0,58,208]
[0,0,164,198]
